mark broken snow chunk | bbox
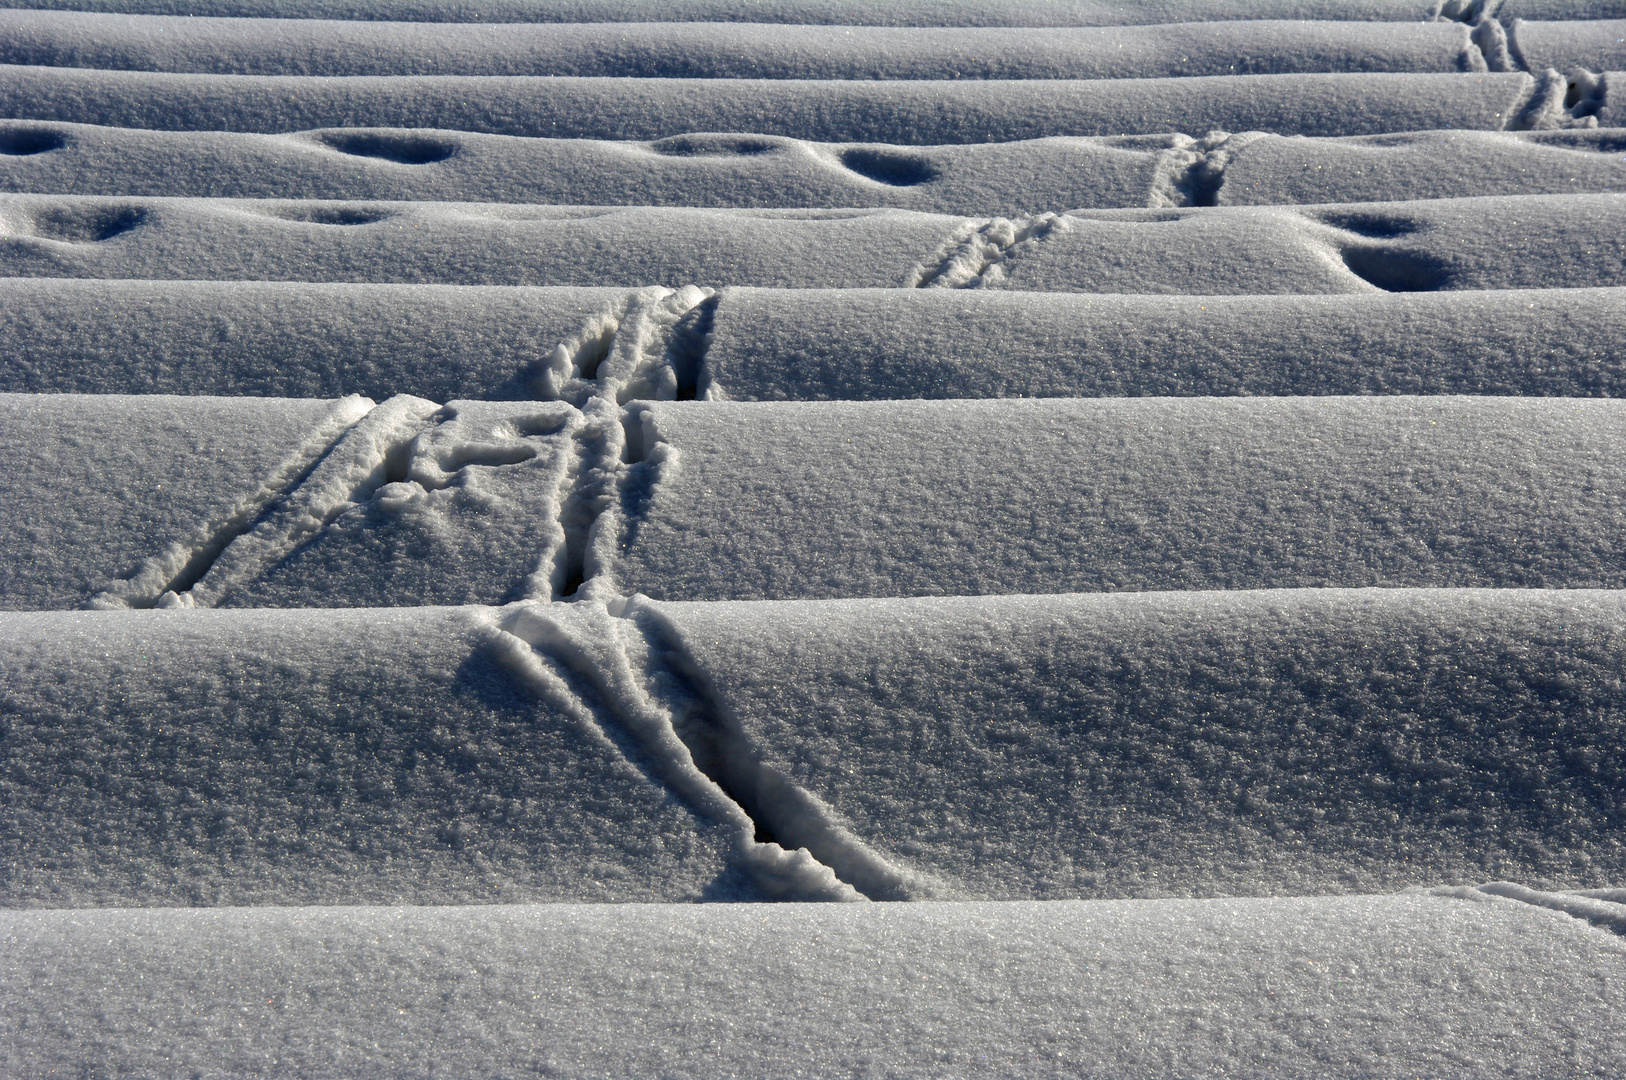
[215,400,583,608]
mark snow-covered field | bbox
[3,2,1626,1076]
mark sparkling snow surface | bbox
[4,1,1626,1075]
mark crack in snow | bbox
[87,393,374,610]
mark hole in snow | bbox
[838,147,938,186]
[29,204,147,243]
[1319,211,1422,239]
[258,204,399,226]
[648,134,783,157]
[1341,247,1453,292]
[0,127,67,156]
[313,130,459,165]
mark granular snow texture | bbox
[613,396,1626,600]
[6,1,1626,1075]
[8,123,1626,210]
[2,193,1622,291]
[4,894,1624,1078]
[0,67,1545,141]
[0,605,741,906]
[649,587,1626,897]
[0,392,354,609]
[696,286,1626,400]
[0,13,1493,79]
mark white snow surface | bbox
[696,286,1626,400]
[6,1,1626,1073]
[4,893,1624,1078]
[0,392,354,610]
[0,278,639,399]
[612,395,1626,600]
[8,123,1626,210]
[0,67,1548,140]
[647,587,1626,897]
[0,605,746,905]
[2,193,1623,291]
[6,0,1623,24]
[0,13,1493,78]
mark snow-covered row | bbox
[613,396,1626,599]
[7,590,1626,904]
[5,892,1625,1077]
[0,66,1572,140]
[0,279,642,400]
[640,587,1626,896]
[0,605,748,906]
[696,286,1626,401]
[1511,16,1626,69]
[0,392,597,611]
[11,391,1626,610]
[7,280,1622,402]
[2,194,1622,291]
[0,0,1615,26]
[0,393,363,610]
[0,13,1506,78]
[6,122,1625,210]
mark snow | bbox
[0,67,1545,141]
[6,0,1626,1072]
[0,198,967,286]
[10,123,1626,211]
[697,286,1626,401]
[1217,127,1626,205]
[4,893,1624,1077]
[990,195,1626,294]
[0,392,355,610]
[0,0,1584,26]
[0,13,1490,79]
[647,587,1626,897]
[0,277,638,399]
[208,399,581,608]
[3,193,1622,291]
[612,396,1626,600]
[0,605,742,906]
[1512,18,1626,72]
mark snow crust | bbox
[698,286,1626,401]
[0,605,741,905]
[614,396,1626,600]
[651,588,1626,897]
[4,893,1624,1078]
[0,67,1543,141]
